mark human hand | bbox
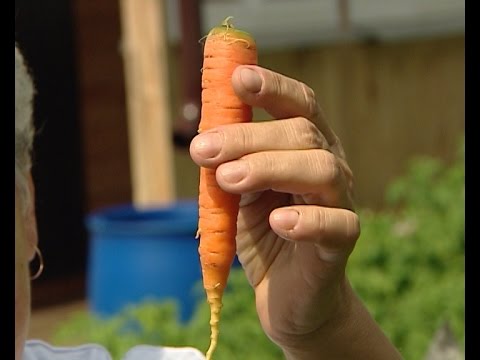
[190,65,360,353]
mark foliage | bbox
[53,270,282,360]
[52,140,464,360]
[347,139,465,358]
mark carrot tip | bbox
[205,288,223,360]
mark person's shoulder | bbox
[24,339,112,360]
[123,344,206,360]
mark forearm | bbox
[281,281,403,360]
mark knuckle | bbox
[321,151,343,186]
[269,71,284,96]
[220,124,251,159]
[236,124,254,150]
[312,208,328,238]
[329,135,347,159]
[292,117,324,149]
[300,82,320,120]
[346,212,361,242]
[240,152,273,189]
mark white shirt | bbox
[24,339,206,360]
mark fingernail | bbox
[194,132,222,159]
[240,68,262,93]
[273,209,299,231]
[219,161,249,184]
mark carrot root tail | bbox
[205,287,223,360]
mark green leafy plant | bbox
[53,139,464,360]
[348,138,465,358]
[53,271,282,360]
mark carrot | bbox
[197,17,258,359]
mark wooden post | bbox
[119,0,175,207]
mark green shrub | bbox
[53,271,282,360]
[52,140,464,359]
[348,139,464,358]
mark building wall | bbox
[73,1,464,211]
[73,0,133,212]
[172,35,465,209]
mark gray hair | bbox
[15,44,35,211]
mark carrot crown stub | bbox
[206,17,256,45]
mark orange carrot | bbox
[197,17,258,359]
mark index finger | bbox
[231,65,344,157]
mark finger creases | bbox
[231,65,345,157]
[216,149,348,203]
[190,117,329,167]
[232,66,319,121]
[269,205,360,261]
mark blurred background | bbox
[15,0,464,358]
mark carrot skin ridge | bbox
[197,18,258,360]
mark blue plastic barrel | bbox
[85,200,203,322]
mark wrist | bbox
[280,278,354,360]
[280,279,402,360]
